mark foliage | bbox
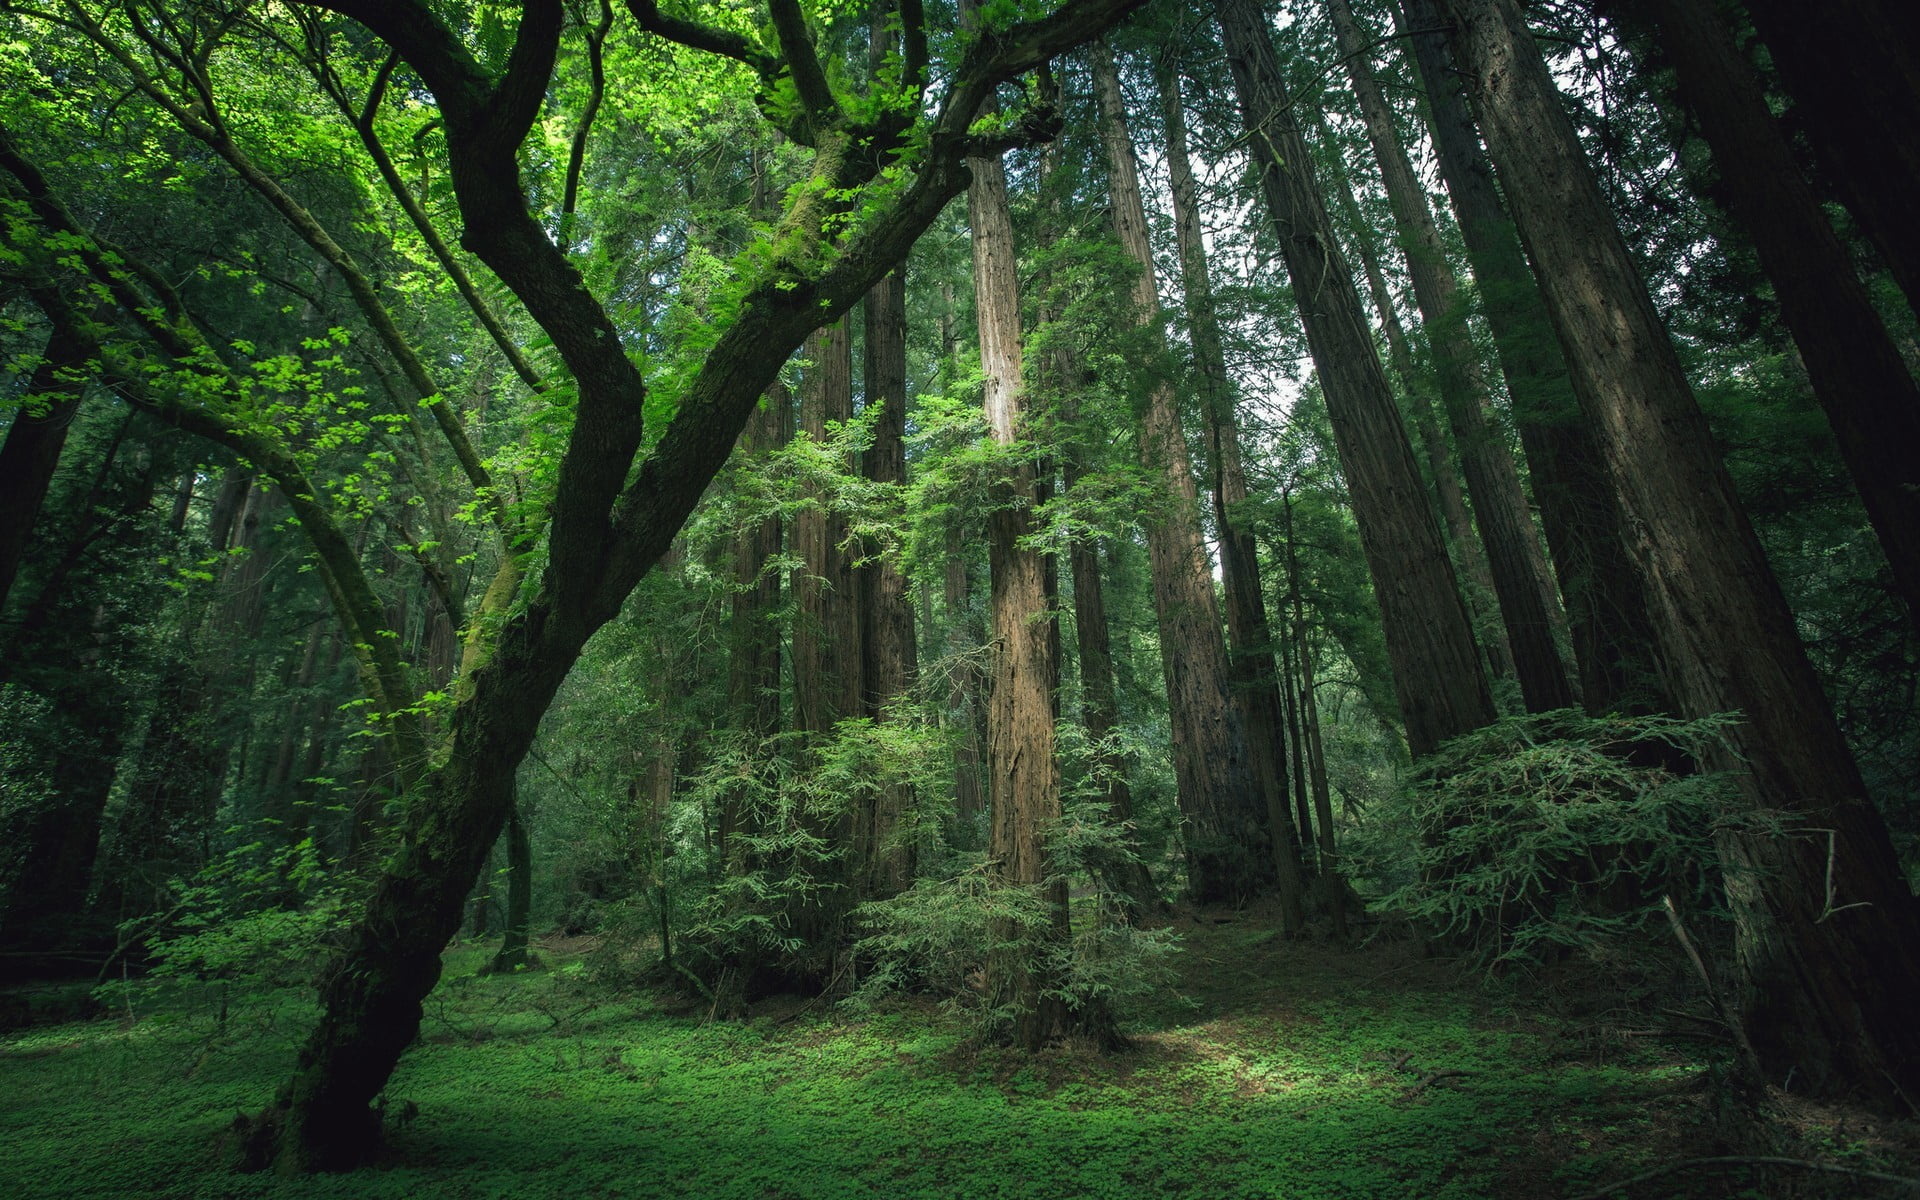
[15,923,1905,1200]
[98,832,360,1012]
[847,791,1180,1036]
[1354,709,1753,965]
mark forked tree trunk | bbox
[1217,0,1495,759]
[1327,0,1574,713]
[1154,52,1307,926]
[1441,0,1920,1110]
[1090,40,1273,903]
[1398,0,1664,716]
[966,102,1072,1049]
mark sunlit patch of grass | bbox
[0,925,1847,1200]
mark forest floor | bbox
[2,909,1916,1199]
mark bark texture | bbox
[1217,0,1495,759]
[1090,40,1272,902]
[1441,0,1920,1110]
[1327,0,1573,713]
[965,91,1070,1051]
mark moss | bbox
[0,929,1887,1199]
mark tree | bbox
[1153,46,1307,924]
[1438,0,1920,1110]
[1215,0,1495,759]
[1610,0,1920,636]
[1088,38,1280,905]
[6,0,1148,1167]
[1325,0,1573,714]
[1397,0,1664,716]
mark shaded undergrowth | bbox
[2,917,1913,1199]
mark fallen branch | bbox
[1405,1068,1472,1096]
[1567,1155,1920,1200]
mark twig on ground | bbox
[1567,1155,1920,1200]
[1405,1069,1471,1096]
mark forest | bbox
[1,0,1917,1195]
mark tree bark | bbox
[0,318,88,614]
[1398,0,1661,715]
[1619,0,1920,635]
[859,267,918,898]
[1440,0,1920,1111]
[1155,52,1307,925]
[1216,0,1495,759]
[1739,0,1920,315]
[1315,112,1514,689]
[1327,0,1574,713]
[1090,39,1273,903]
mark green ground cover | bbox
[1,920,1904,1199]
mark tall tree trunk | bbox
[943,526,987,845]
[859,268,918,898]
[722,384,788,864]
[1217,0,1496,759]
[1618,0,1920,635]
[1441,0,1920,1110]
[486,794,532,973]
[1090,39,1272,903]
[1154,53,1307,925]
[1316,113,1515,689]
[0,318,88,614]
[963,42,1070,1046]
[1327,0,1574,713]
[1739,0,1920,314]
[793,319,862,746]
[789,319,860,970]
[1398,0,1663,716]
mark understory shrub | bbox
[1354,709,1755,965]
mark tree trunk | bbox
[793,319,862,746]
[1091,39,1273,903]
[1217,0,1496,759]
[1315,113,1514,690]
[1398,0,1661,715]
[722,384,788,863]
[943,526,987,845]
[1327,0,1574,713]
[0,319,88,614]
[1740,0,1920,314]
[859,267,918,898]
[486,794,532,973]
[1155,52,1307,925]
[1441,0,1920,1110]
[1620,0,1920,635]
[964,54,1070,1047]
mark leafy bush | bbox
[1353,709,1753,965]
[847,796,1179,1038]
[97,833,360,1018]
